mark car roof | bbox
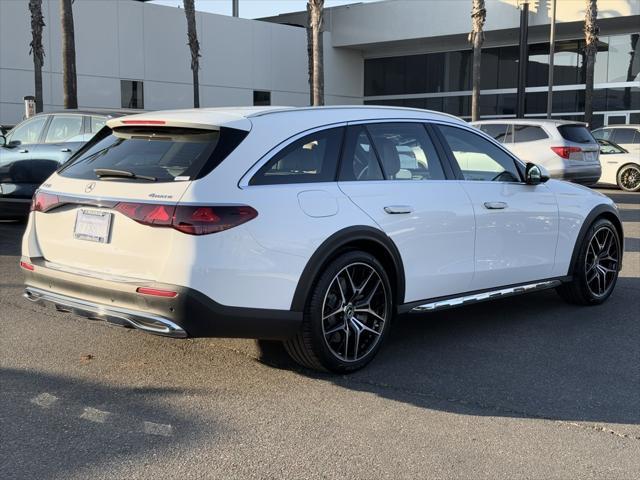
[595,124,640,129]
[106,105,466,131]
[471,118,587,127]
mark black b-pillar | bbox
[516,1,529,118]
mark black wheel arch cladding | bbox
[290,226,405,312]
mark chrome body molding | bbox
[23,286,187,338]
[409,280,562,313]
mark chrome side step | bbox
[24,286,187,338]
[410,280,562,313]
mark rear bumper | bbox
[562,169,601,186]
[549,163,602,186]
[22,258,303,340]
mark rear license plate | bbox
[585,151,596,162]
[74,209,113,243]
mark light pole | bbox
[232,0,239,17]
[516,0,530,118]
[546,0,557,118]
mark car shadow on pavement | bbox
[0,368,216,480]
[0,221,25,257]
[260,278,640,427]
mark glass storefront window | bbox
[527,40,585,87]
[426,52,447,93]
[444,96,470,117]
[605,34,640,83]
[446,51,472,92]
[405,54,428,94]
[480,48,499,90]
[606,87,639,111]
[479,94,498,116]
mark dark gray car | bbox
[0,110,135,219]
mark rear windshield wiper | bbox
[94,168,157,182]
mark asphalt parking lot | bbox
[1,188,638,480]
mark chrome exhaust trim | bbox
[24,286,187,338]
[410,280,562,313]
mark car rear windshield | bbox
[58,126,247,182]
[557,125,595,144]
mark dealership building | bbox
[0,0,638,128]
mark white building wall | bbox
[329,0,640,48]
[0,0,363,124]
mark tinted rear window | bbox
[557,125,595,144]
[612,128,638,144]
[478,124,510,143]
[513,125,548,143]
[59,126,247,182]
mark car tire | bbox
[616,164,640,192]
[556,218,621,305]
[284,250,393,373]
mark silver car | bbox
[471,119,601,185]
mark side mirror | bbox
[0,135,5,147]
[525,163,549,185]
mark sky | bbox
[149,0,379,19]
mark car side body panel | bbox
[545,180,620,277]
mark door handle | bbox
[484,201,508,210]
[384,205,414,214]
[60,148,72,153]
[19,149,29,153]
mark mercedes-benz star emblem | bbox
[85,182,96,193]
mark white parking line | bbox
[143,421,173,437]
[30,392,59,408]
[80,407,111,423]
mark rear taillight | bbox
[114,203,257,235]
[551,146,581,159]
[173,205,257,235]
[114,203,173,226]
[31,191,60,212]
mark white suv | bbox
[472,119,601,185]
[22,107,623,372]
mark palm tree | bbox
[183,0,200,108]
[469,0,486,121]
[60,0,78,109]
[583,0,598,128]
[307,0,324,106]
[28,0,45,113]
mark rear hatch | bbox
[32,120,248,280]
[557,124,600,163]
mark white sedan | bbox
[20,106,624,372]
[597,139,640,192]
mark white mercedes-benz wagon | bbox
[21,106,623,372]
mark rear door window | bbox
[366,122,446,180]
[44,115,84,143]
[250,127,344,185]
[557,125,595,144]
[338,125,385,181]
[513,125,548,143]
[59,126,247,182]
[478,124,510,143]
[611,128,638,144]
